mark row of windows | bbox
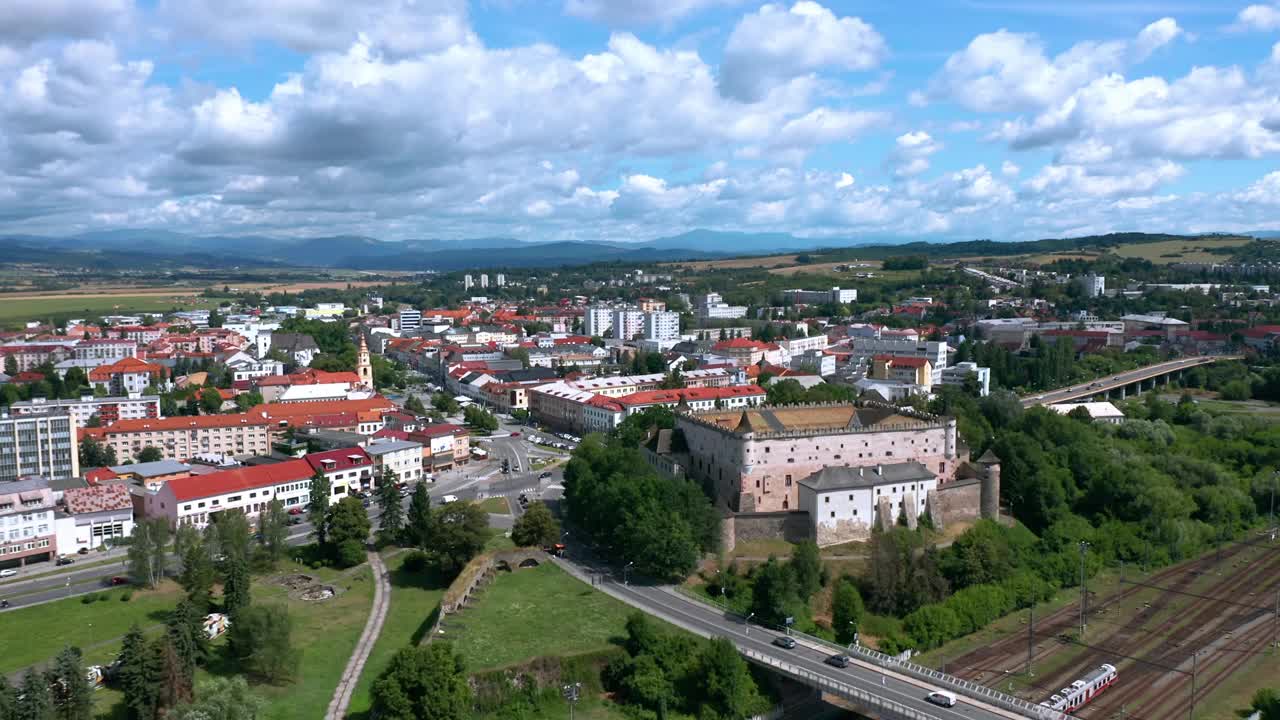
[0,538,51,554]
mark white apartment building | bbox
[464,275,474,291]
[363,439,425,483]
[643,311,680,341]
[846,338,950,384]
[147,459,316,529]
[304,303,347,320]
[783,287,858,305]
[226,354,285,382]
[939,362,992,397]
[1081,274,1106,298]
[584,306,613,337]
[696,292,748,320]
[612,308,645,341]
[398,308,423,332]
[0,412,78,483]
[779,334,828,358]
[9,394,160,429]
[0,478,57,566]
[480,274,490,288]
[496,274,506,287]
[55,484,134,554]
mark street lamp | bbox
[624,561,634,586]
[745,612,755,635]
[562,682,581,720]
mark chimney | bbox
[876,464,882,475]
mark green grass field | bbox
[449,563,634,670]
[344,552,448,718]
[1110,237,1249,264]
[0,295,215,326]
[475,497,511,515]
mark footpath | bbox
[324,550,391,720]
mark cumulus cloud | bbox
[0,0,130,48]
[564,0,742,25]
[924,18,1182,111]
[1024,160,1185,199]
[887,131,942,178]
[720,1,886,102]
[1230,3,1280,32]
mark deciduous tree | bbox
[510,501,559,548]
[831,577,865,645]
[424,502,487,575]
[135,446,164,463]
[369,644,470,720]
[326,497,370,567]
[257,498,289,565]
[406,483,433,548]
[307,471,331,545]
[227,604,298,684]
[790,540,824,600]
[168,677,264,720]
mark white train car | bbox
[1039,663,1117,713]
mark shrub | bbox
[120,591,133,602]
[80,593,98,604]
[336,539,366,568]
[403,550,431,573]
[99,593,111,602]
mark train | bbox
[1039,663,1117,713]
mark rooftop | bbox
[305,447,372,472]
[165,459,314,502]
[617,385,766,407]
[64,484,132,514]
[799,462,935,491]
[108,459,192,478]
[102,414,272,433]
[682,402,946,437]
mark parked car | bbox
[288,507,304,515]
[287,517,303,526]
[824,654,851,669]
[539,471,552,480]
[772,636,796,650]
[56,557,75,566]
[440,495,458,504]
[926,691,957,708]
[0,569,17,578]
[77,547,89,555]
[509,432,520,437]
[106,576,129,586]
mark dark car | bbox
[825,654,851,669]
[106,576,129,586]
[56,557,74,566]
[287,517,303,526]
[539,471,552,480]
[772,636,796,650]
[77,547,89,555]
[509,432,520,437]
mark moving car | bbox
[0,569,17,578]
[440,494,458,504]
[772,636,796,650]
[57,557,75,566]
[77,547,89,555]
[106,576,129,586]
[824,654,851,668]
[926,691,957,708]
[287,516,303,526]
[509,432,520,437]
[539,471,552,480]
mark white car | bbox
[440,494,458,504]
[0,569,17,578]
[926,691,957,708]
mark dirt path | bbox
[325,550,390,720]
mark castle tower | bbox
[356,335,373,388]
[976,448,1001,521]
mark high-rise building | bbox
[0,411,79,482]
[584,306,613,337]
[480,274,489,288]
[398,308,422,332]
[1081,274,1105,298]
[464,275,474,291]
[612,308,645,341]
[695,292,748,320]
[496,274,506,287]
[643,311,680,341]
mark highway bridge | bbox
[1020,355,1241,408]
[553,555,1066,720]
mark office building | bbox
[464,275,474,291]
[783,287,858,305]
[695,292,748,320]
[480,274,489,289]
[496,274,506,287]
[398,308,422,332]
[0,412,79,483]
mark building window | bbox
[824,496,829,504]
[848,494,854,501]
[830,511,835,518]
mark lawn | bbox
[476,496,511,515]
[344,552,448,718]
[449,563,634,670]
[0,582,185,675]
[0,295,214,326]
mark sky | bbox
[0,0,1278,244]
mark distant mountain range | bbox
[0,228,1275,271]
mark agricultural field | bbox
[0,294,215,325]
[663,254,801,271]
[931,536,1280,720]
[1109,236,1249,264]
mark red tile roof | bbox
[102,413,272,433]
[616,385,766,407]
[64,484,132,514]
[88,356,165,381]
[166,459,313,502]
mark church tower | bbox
[356,335,373,388]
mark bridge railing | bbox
[739,647,944,720]
[675,586,1068,720]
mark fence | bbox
[674,586,1068,720]
[740,647,944,720]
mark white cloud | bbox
[836,172,855,189]
[1024,160,1185,199]
[720,1,886,102]
[925,18,1182,112]
[1001,160,1021,177]
[888,130,942,178]
[1231,3,1280,32]
[564,0,742,25]
[0,0,130,48]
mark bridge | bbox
[1020,355,1241,408]
[552,555,1067,720]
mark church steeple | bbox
[357,335,373,388]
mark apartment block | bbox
[0,412,79,483]
[8,394,160,429]
[90,414,272,464]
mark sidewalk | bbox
[324,550,391,720]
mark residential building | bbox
[938,362,991,396]
[1048,402,1126,424]
[480,274,490,289]
[87,357,166,395]
[54,484,134,554]
[778,334,828,359]
[643,311,680,341]
[845,338,948,382]
[146,459,315,529]
[305,447,376,499]
[304,303,347,320]
[106,460,193,491]
[616,386,766,416]
[584,306,613,337]
[1081,274,1106,298]
[637,298,667,313]
[711,338,785,366]
[0,412,79,482]
[496,274,506,287]
[1120,314,1189,340]
[528,382,598,432]
[90,414,272,463]
[253,397,394,437]
[0,343,74,373]
[398,308,422,332]
[408,424,470,471]
[0,478,57,566]
[871,356,934,387]
[783,287,858,305]
[676,404,960,513]
[56,338,138,374]
[8,394,160,429]
[363,439,425,483]
[612,308,645,341]
[268,333,320,367]
[582,395,625,435]
[464,275,474,291]
[799,462,937,545]
[695,292,748,320]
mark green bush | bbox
[99,593,111,602]
[120,591,133,602]
[403,550,431,573]
[80,593,99,604]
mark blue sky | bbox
[0,0,1278,243]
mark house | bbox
[1048,402,1126,424]
[870,355,934,388]
[363,439,426,483]
[798,462,937,545]
[268,333,320,367]
[55,483,134,554]
[582,395,625,435]
[252,398,395,437]
[0,478,58,566]
[87,357,167,395]
[146,459,316,529]
[710,338,785,367]
[615,386,767,416]
[305,447,376,499]
[408,424,471,472]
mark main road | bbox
[1020,355,1238,408]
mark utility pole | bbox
[1188,651,1197,720]
[1274,590,1279,653]
[1026,605,1034,677]
[1079,541,1089,640]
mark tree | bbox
[510,501,559,548]
[369,644,470,720]
[77,437,116,468]
[227,604,298,684]
[406,483,433,548]
[431,393,459,416]
[1251,688,1280,720]
[790,540,824,600]
[222,551,251,617]
[49,646,91,720]
[154,637,194,714]
[178,538,216,612]
[199,388,224,415]
[168,677,264,720]
[117,625,159,720]
[326,497,371,567]
[234,391,263,413]
[404,393,427,416]
[376,468,405,543]
[750,557,806,628]
[213,510,252,566]
[424,502,488,575]
[307,471,331,545]
[166,600,209,682]
[18,666,52,720]
[3,355,16,376]
[831,578,865,644]
[257,498,289,565]
[699,637,768,720]
[135,446,163,463]
[0,677,16,720]
[128,518,169,588]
